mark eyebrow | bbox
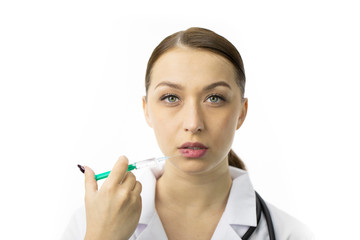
[154,81,231,91]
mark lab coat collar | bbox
[137,165,163,224]
[136,164,257,237]
[224,166,257,227]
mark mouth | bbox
[178,142,209,158]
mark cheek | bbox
[208,111,238,150]
[153,119,175,139]
[148,106,178,146]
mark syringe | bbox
[78,155,178,181]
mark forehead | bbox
[149,47,238,90]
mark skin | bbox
[143,47,248,239]
[84,157,142,240]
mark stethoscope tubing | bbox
[241,192,276,240]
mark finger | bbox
[121,171,136,190]
[133,181,142,195]
[106,156,129,185]
[84,166,98,194]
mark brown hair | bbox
[145,27,247,170]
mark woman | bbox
[63,27,313,239]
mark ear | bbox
[236,98,248,130]
[142,96,153,128]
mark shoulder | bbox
[266,202,314,240]
[61,206,86,240]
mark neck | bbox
[155,160,232,214]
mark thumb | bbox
[84,166,98,194]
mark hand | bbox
[83,156,142,240]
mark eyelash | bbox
[160,93,226,104]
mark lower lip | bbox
[179,148,208,158]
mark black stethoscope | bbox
[241,192,276,240]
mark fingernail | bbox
[77,164,85,173]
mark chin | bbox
[167,158,224,175]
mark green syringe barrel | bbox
[95,164,137,181]
[94,157,168,181]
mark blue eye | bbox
[161,94,179,103]
[208,95,220,103]
[160,93,225,105]
[206,94,225,103]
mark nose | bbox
[182,101,204,134]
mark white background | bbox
[1,0,359,239]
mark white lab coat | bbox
[62,165,314,239]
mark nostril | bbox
[185,126,202,133]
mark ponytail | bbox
[228,149,246,170]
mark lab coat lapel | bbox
[136,212,168,240]
[211,167,257,240]
[135,167,168,240]
[211,218,242,240]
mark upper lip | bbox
[178,142,208,149]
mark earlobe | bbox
[142,96,153,128]
[236,98,248,130]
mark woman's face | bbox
[143,47,247,174]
